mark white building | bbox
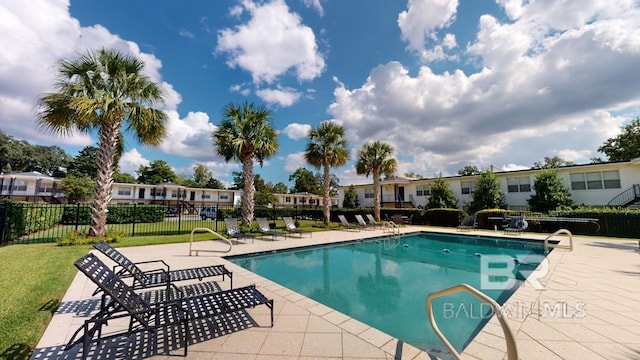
[338,158,640,210]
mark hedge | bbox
[0,201,65,240]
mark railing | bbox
[189,228,232,256]
[544,229,573,253]
[426,284,518,360]
[607,184,640,207]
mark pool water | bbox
[227,232,548,358]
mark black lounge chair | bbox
[224,218,254,243]
[93,241,233,291]
[457,215,477,231]
[282,217,312,237]
[504,216,528,235]
[66,253,273,359]
[256,217,281,240]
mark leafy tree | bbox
[273,182,288,194]
[458,165,480,176]
[316,173,340,197]
[253,174,267,192]
[528,168,573,213]
[230,171,243,190]
[305,121,349,224]
[192,164,213,188]
[206,177,225,189]
[58,175,95,203]
[598,117,640,161]
[342,185,359,208]
[68,146,99,178]
[214,101,278,225]
[37,49,168,236]
[255,182,277,206]
[355,141,397,221]
[112,172,137,183]
[137,160,177,184]
[532,156,574,169]
[468,170,506,212]
[404,171,424,179]
[289,167,322,194]
[427,176,457,209]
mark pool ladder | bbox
[189,227,233,256]
[544,228,573,253]
[383,221,400,235]
[426,283,518,360]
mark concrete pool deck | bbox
[31,226,640,359]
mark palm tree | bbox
[305,121,349,225]
[214,102,278,225]
[355,141,397,222]
[37,49,167,237]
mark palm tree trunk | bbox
[323,162,331,225]
[373,170,381,222]
[241,155,254,225]
[89,120,120,237]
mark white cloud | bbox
[283,123,312,140]
[157,111,217,161]
[398,0,459,60]
[302,0,324,17]
[216,0,325,84]
[284,152,306,171]
[330,1,640,176]
[256,86,301,107]
[179,28,194,38]
[119,149,150,175]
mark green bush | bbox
[0,201,65,240]
[61,204,167,225]
[416,208,464,226]
[56,228,125,246]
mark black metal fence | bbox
[0,202,325,245]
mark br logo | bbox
[480,254,548,290]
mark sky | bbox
[2,0,640,188]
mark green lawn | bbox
[0,220,324,359]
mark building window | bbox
[416,185,430,197]
[309,198,315,204]
[219,193,229,200]
[364,188,374,199]
[507,177,531,193]
[171,190,179,198]
[571,171,621,190]
[285,196,291,203]
[151,189,166,197]
[117,187,131,196]
[201,192,211,199]
[461,181,475,195]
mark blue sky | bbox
[2,0,640,188]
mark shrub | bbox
[56,228,125,246]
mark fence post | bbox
[75,203,80,231]
[177,203,182,234]
[0,203,6,246]
[131,204,136,237]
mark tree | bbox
[458,165,480,176]
[598,117,640,161]
[112,172,137,183]
[305,122,349,224]
[58,175,95,203]
[137,160,177,184]
[404,171,424,179]
[213,101,278,225]
[37,49,168,236]
[528,168,573,213]
[289,167,322,194]
[192,164,213,188]
[316,173,340,197]
[273,182,288,194]
[343,185,359,208]
[532,156,574,169]
[206,177,225,189]
[355,141,397,221]
[68,146,99,178]
[255,182,277,206]
[428,176,457,209]
[468,170,506,212]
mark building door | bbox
[138,188,145,199]
[398,186,405,202]
[190,191,195,201]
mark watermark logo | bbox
[442,301,586,320]
[480,254,549,290]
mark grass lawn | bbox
[0,220,325,359]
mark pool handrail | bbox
[189,227,233,256]
[426,283,518,360]
[544,228,573,253]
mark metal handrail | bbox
[383,221,400,235]
[607,184,640,207]
[426,283,518,360]
[189,227,232,256]
[544,229,573,253]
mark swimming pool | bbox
[227,231,548,358]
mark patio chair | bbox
[391,214,406,227]
[282,217,312,237]
[256,217,281,240]
[355,214,375,230]
[366,214,383,229]
[93,241,232,292]
[66,253,273,359]
[457,215,477,232]
[504,216,528,235]
[337,214,361,231]
[224,218,254,244]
